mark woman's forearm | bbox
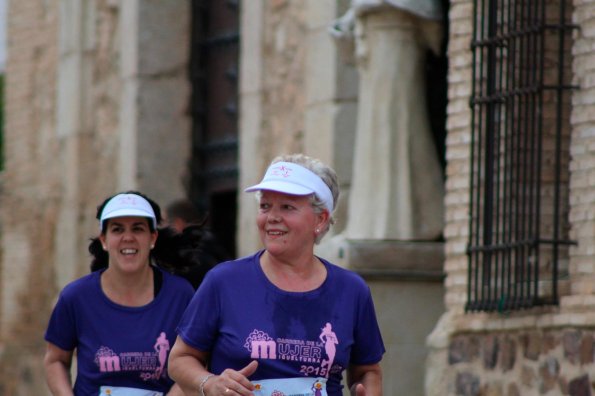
[168,338,211,396]
[44,343,75,396]
[169,354,210,396]
[44,360,74,396]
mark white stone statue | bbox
[330,0,445,240]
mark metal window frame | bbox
[466,0,577,312]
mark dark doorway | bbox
[189,0,239,258]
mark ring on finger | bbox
[225,388,231,393]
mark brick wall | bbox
[427,0,595,394]
[568,0,595,300]
[443,0,473,313]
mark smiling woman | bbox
[43,191,205,396]
[168,154,385,396]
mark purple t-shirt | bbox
[45,268,194,395]
[177,251,385,396]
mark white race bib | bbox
[252,377,327,396]
[99,385,163,396]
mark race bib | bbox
[99,385,163,396]
[252,377,327,396]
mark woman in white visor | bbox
[169,154,385,396]
[44,191,204,396]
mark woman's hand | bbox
[350,382,368,396]
[347,363,383,396]
[203,361,258,395]
[169,337,259,396]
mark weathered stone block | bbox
[521,365,536,388]
[499,336,516,372]
[581,332,594,365]
[568,374,591,396]
[538,356,560,393]
[483,334,499,369]
[507,382,521,396]
[455,372,480,396]
[564,330,583,364]
[521,331,542,361]
[480,381,502,396]
[449,335,480,364]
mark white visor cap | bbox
[244,162,334,213]
[99,193,157,231]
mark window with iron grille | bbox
[466,0,577,312]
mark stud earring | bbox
[316,228,320,233]
[151,245,155,249]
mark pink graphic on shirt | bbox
[319,322,338,377]
[245,329,276,359]
[94,331,172,381]
[244,323,339,379]
[95,346,120,372]
[271,391,285,396]
[154,332,170,378]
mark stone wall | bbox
[238,0,310,254]
[448,329,595,396]
[0,0,60,393]
[441,0,473,314]
[568,0,595,299]
[0,1,190,394]
[260,0,308,156]
[428,0,595,394]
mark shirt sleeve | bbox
[176,270,221,352]
[44,291,78,351]
[350,285,385,365]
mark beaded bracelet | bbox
[199,374,216,396]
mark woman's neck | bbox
[260,251,327,292]
[101,265,154,307]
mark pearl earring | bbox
[316,228,320,233]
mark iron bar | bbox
[466,0,575,312]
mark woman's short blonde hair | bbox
[268,153,340,244]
